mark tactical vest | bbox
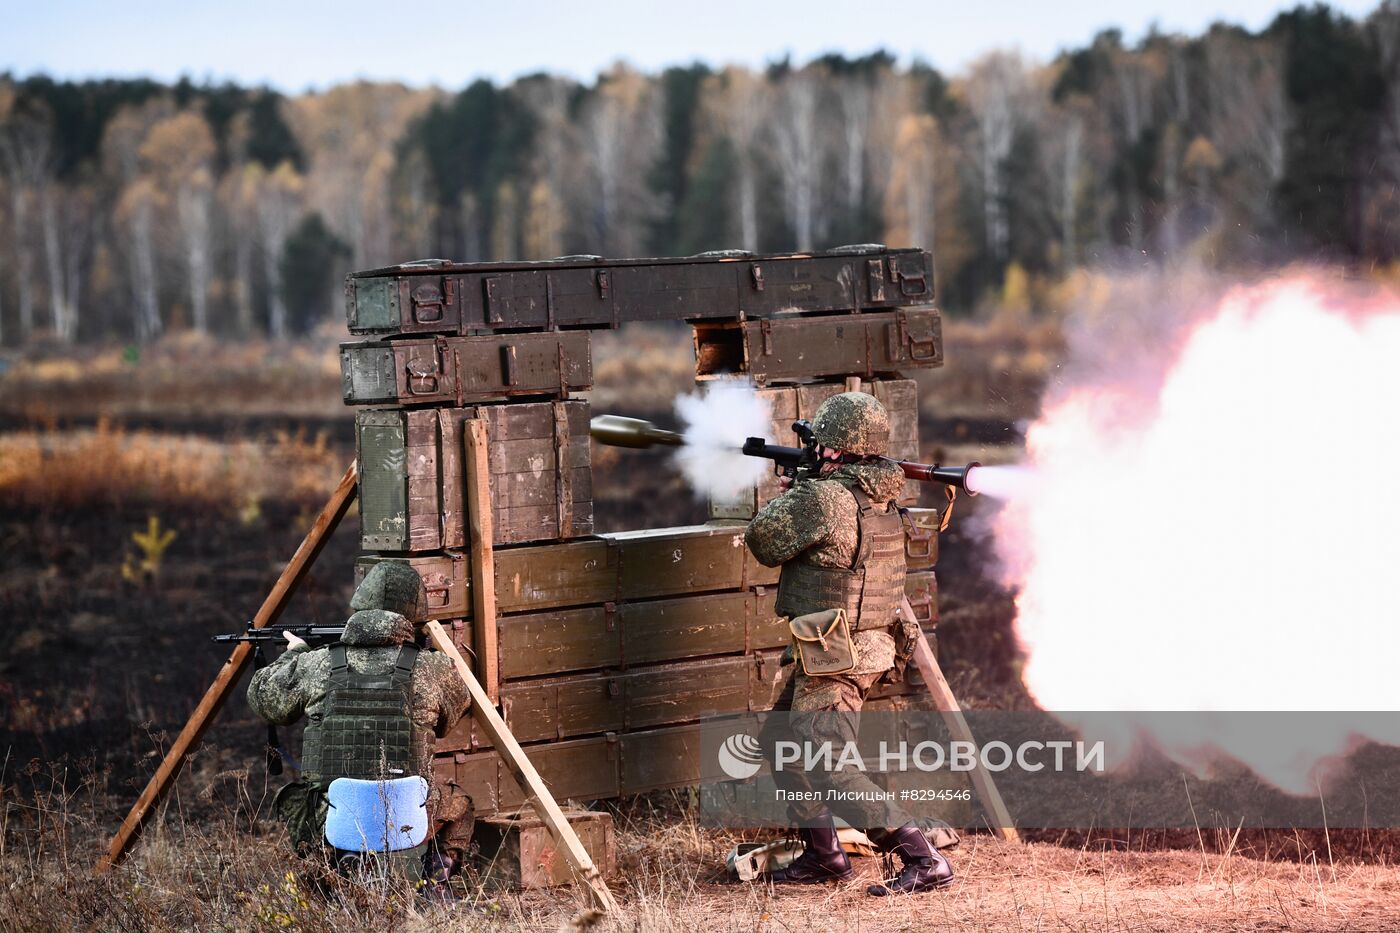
[302,644,418,783]
[775,485,907,631]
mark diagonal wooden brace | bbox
[901,596,1021,843]
[97,462,360,873]
[426,621,619,913]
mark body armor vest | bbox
[302,644,418,783]
[775,485,907,631]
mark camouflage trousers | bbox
[758,665,911,843]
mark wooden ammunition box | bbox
[693,309,942,382]
[356,511,936,624]
[710,379,921,519]
[356,522,774,619]
[357,400,592,550]
[435,571,936,752]
[345,247,935,336]
[474,808,616,890]
[340,331,592,405]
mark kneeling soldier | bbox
[746,392,955,896]
[248,563,471,900]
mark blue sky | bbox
[0,0,1386,91]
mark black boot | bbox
[422,847,459,906]
[766,813,853,884]
[867,823,954,896]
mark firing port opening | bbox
[692,322,746,377]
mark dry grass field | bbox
[3,302,1395,930]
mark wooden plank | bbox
[464,419,500,703]
[425,622,619,913]
[98,462,359,873]
[901,596,1020,844]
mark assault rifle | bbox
[211,623,344,776]
[211,623,346,646]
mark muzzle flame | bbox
[990,275,1400,792]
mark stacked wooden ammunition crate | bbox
[339,247,946,821]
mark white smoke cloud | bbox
[989,273,1400,793]
[672,379,773,501]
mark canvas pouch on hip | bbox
[788,608,857,676]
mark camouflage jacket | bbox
[745,459,906,675]
[247,609,470,797]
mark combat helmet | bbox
[350,563,428,620]
[811,392,890,457]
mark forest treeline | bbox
[0,2,1397,344]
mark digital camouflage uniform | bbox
[747,454,913,839]
[247,565,472,864]
[745,392,954,894]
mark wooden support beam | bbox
[97,462,360,873]
[462,419,500,703]
[844,376,862,393]
[426,621,619,914]
[901,596,1021,844]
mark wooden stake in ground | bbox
[425,621,619,914]
[901,595,1021,844]
[462,419,500,703]
[96,462,360,874]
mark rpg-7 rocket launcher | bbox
[589,414,980,494]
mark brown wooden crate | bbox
[621,591,747,665]
[437,749,498,815]
[692,310,943,382]
[620,726,705,793]
[357,517,928,627]
[347,249,935,336]
[623,655,754,730]
[339,331,592,406]
[495,538,617,611]
[357,400,593,550]
[474,808,616,889]
[493,735,621,811]
[500,671,626,743]
[498,605,621,679]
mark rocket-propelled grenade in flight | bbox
[588,414,685,449]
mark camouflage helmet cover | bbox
[351,562,427,620]
[811,392,890,456]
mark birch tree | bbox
[1041,105,1086,269]
[965,52,1030,263]
[883,112,969,286]
[140,112,216,332]
[706,67,770,252]
[579,65,661,256]
[103,100,174,340]
[0,91,49,340]
[769,68,827,250]
[517,75,580,258]
[255,161,303,339]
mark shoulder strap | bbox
[329,644,349,675]
[848,486,876,570]
[391,644,420,688]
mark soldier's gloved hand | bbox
[283,630,309,651]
